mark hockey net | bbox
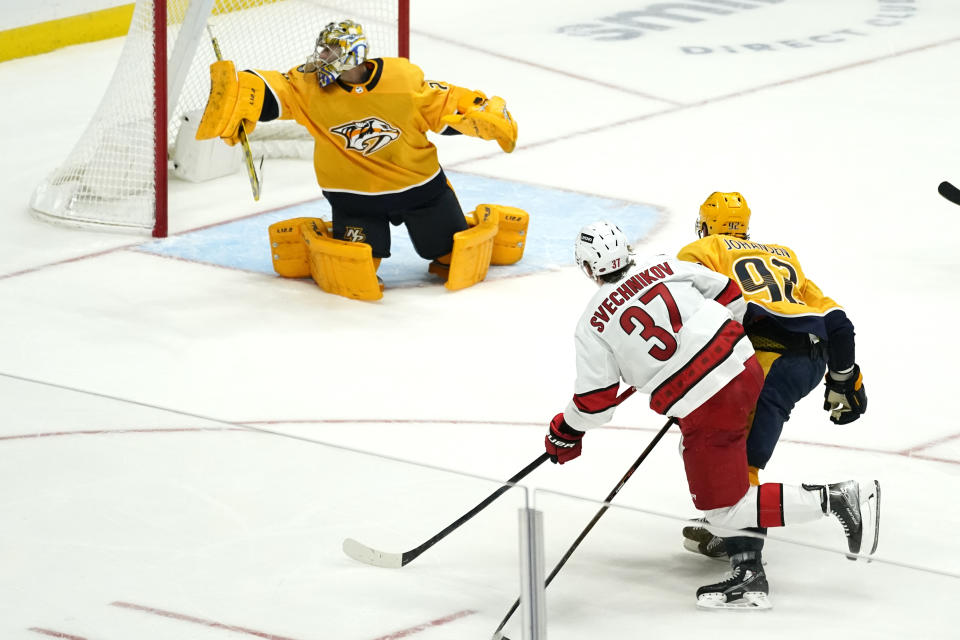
[30,0,408,237]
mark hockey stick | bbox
[343,453,550,568]
[491,417,676,640]
[938,181,960,206]
[344,386,639,569]
[207,26,261,201]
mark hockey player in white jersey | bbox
[545,221,881,608]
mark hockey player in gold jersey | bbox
[676,191,868,561]
[196,20,523,300]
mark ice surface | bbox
[2,1,959,638]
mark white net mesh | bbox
[31,0,402,234]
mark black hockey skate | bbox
[696,551,771,610]
[682,519,728,560]
[805,479,881,561]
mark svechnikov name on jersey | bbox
[589,261,674,333]
[721,237,792,258]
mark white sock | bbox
[782,483,826,524]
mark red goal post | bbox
[30,0,410,238]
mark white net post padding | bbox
[31,0,405,237]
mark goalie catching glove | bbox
[196,61,266,145]
[441,94,518,153]
[545,413,585,464]
[823,364,867,425]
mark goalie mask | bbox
[696,191,751,239]
[575,221,631,280]
[305,20,368,87]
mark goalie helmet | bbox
[305,20,368,85]
[696,192,751,239]
[575,221,631,280]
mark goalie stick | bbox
[492,417,676,640]
[938,181,960,206]
[207,26,261,201]
[344,386,639,569]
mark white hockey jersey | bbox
[564,254,755,429]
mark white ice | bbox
[1,1,959,639]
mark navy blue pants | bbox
[747,350,827,470]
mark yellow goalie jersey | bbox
[251,58,476,195]
[677,235,844,339]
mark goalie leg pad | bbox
[269,218,329,278]
[444,216,498,291]
[302,223,383,301]
[474,204,528,265]
[465,205,529,265]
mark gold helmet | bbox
[696,192,751,239]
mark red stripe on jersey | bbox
[572,382,620,414]
[714,279,743,307]
[649,319,745,415]
[757,483,785,528]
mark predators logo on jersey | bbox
[331,117,400,155]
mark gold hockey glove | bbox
[454,89,487,113]
[441,96,517,153]
[196,61,265,145]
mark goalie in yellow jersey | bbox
[196,20,523,300]
[676,192,868,562]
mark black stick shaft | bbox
[493,417,675,637]
[400,386,638,566]
[400,452,550,566]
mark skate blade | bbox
[696,592,772,610]
[864,480,881,561]
[845,480,881,562]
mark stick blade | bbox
[342,537,404,568]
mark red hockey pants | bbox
[677,355,764,511]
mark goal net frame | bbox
[30,0,410,238]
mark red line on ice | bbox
[0,427,242,441]
[898,431,960,456]
[110,601,304,640]
[28,629,89,640]
[449,35,960,164]
[0,198,312,281]
[0,246,138,281]
[370,609,476,639]
[2,421,956,465]
[110,602,474,640]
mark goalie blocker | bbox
[268,205,529,300]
